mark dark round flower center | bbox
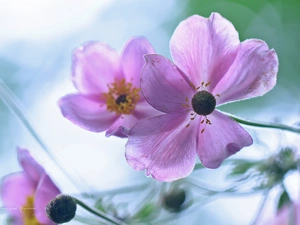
[115,94,128,105]
[191,90,216,115]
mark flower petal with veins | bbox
[126,13,278,182]
[170,13,239,91]
[59,94,118,132]
[214,39,278,105]
[126,113,197,182]
[121,37,155,88]
[141,54,194,113]
[196,110,253,168]
[72,42,121,95]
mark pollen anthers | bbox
[184,82,220,132]
[23,195,41,225]
[102,78,140,115]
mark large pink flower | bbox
[59,37,159,137]
[1,147,60,225]
[125,13,278,182]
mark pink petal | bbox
[121,37,155,87]
[34,174,60,225]
[132,99,161,120]
[17,147,45,185]
[197,110,253,168]
[296,202,300,225]
[106,100,162,137]
[126,113,197,182]
[58,94,118,132]
[1,172,35,219]
[105,114,138,137]
[263,203,300,225]
[141,54,195,113]
[214,39,278,105]
[72,41,122,95]
[170,13,239,91]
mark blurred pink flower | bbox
[59,37,159,137]
[126,13,278,181]
[1,147,60,225]
[262,202,300,225]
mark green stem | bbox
[183,179,263,196]
[228,114,300,134]
[73,197,127,225]
[0,78,92,195]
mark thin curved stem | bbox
[183,179,263,196]
[91,182,149,198]
[73,197,127,225]
[0,78,92,195]
[228,113,300,134]
[250,190,270,225]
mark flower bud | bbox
[46,194,77,224]
[162,188,186,212]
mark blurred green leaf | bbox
[132,203,158,221]
[277,189,291,210]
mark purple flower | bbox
[125,13,279,182]
[1,147,60,225]
[59,37,159,137]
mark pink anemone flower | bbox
[1,147,60,225]
[58,37,159,137]
[125,13,278,182]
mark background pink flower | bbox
[1,147,60,225]
[126,13,278,182]
[59,37,160,137]
[261,202,300,225]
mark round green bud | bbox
[163,189,186,212]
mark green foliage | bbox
[229,147,298,189]
[277,189,291,210]
[132,203,157,221]
[229,160,257,176]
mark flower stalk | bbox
[0,78,92,195]
[229,114,300,134]
[73,197,127,225]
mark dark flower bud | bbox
[162,188,186,212]
[46,194,77,224]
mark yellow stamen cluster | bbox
[102,78,140,115]
[22,195,41,225]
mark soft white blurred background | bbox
[0,0,299,224]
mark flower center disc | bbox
[115,94,128,105]
[103,79,140,115]
[191,90,216,115]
